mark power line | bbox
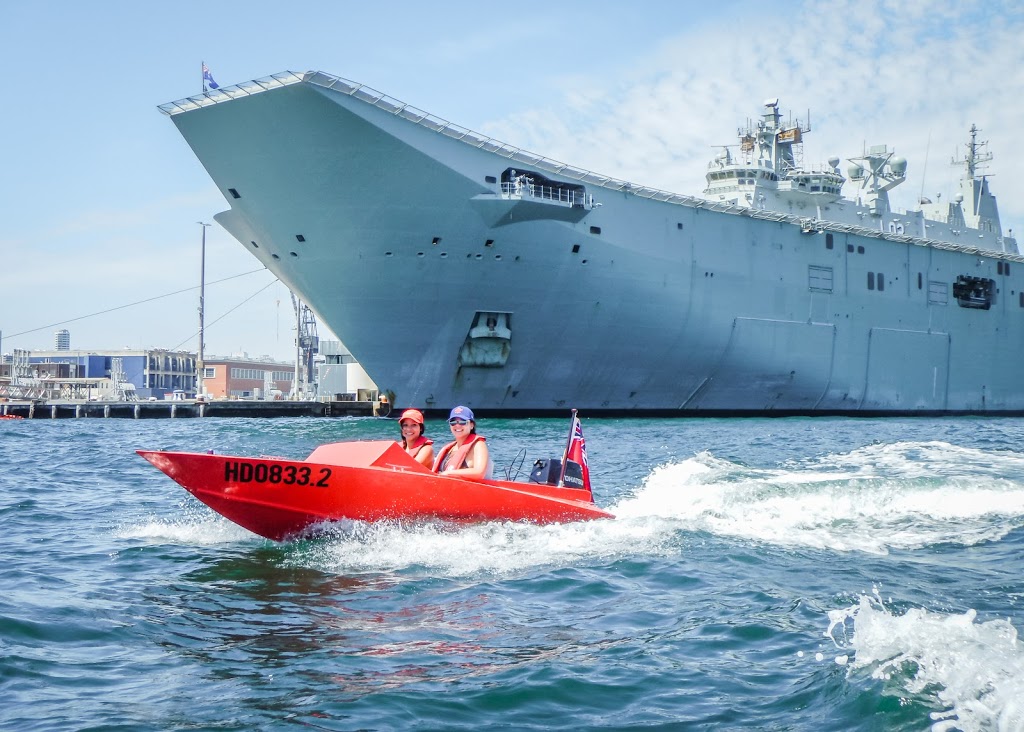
[3,268,269,340]
[169,278,281,352]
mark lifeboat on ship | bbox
[137,415,612,541]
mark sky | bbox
[2,1,1022,363]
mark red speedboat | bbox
[138,437,613,541]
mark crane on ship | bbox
[290,293,319,399]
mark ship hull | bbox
[165,72,1024,414]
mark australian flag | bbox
[202,63,219,90]
[566,414,592,494]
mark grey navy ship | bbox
[161,71,1020,415]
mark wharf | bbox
[0,399,379,419]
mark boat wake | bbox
[287,516,679,577]
[610,441,1024,554]
[117,507,255,546]
[825,590,1024,732]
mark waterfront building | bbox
[55,330,70,351]
[201,355,294,399]
[316,340,379,401]
[29,348,197,400]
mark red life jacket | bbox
[402,435,433,460]
[432,434,486,473]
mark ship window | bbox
[677,223,683,230]
[867,272,875,290]
[590,226,601,235]
[857,245,865,254]
[289,251,298,257]
[826,233,834,249]
[918,272,923,289]
[877,272,885,291]
[847,244,854,253]
[416,252,424,257]
[998,262,1003,274]
[384,251,393,257]
[572,244,581,253]
[250,240,258,248]
[432,237,442,245]
[1008,263,1011,275]
[485,239,494,247]
[581,259,589,265]
[228,188,240,198]
[296,234,305,242]
[440,252,448,258]
[1020,292,1023,307]
[271,254,280,260]
[485,175,497,184]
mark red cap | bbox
[399,409,424,425]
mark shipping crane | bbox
[290,293,319,399]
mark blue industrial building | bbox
[28,349,198,400]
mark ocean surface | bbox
[2,415,1023,731]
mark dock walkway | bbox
[0,400,379,419]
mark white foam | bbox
[826,592,1024,732]
[294,514,683,577]
[117,512,257,545]
[607,443,1024,553]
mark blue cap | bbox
[449,405,474,421]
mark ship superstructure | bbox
[704,99,1014,252]
[161,71,1022,414]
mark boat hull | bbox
[138,441,613,541]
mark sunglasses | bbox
[448,418,469,426]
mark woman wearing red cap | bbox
[398,409,434,468]
[432,405,490,479]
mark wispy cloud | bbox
[479,0,1024,225]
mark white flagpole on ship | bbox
[556,408,577,487]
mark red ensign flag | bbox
[566,415,591,494]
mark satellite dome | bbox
[890,157,907,176]
[828,157,840,170]
[848,163,865,180]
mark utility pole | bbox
[197,222,211,398]
[293,295,302,400]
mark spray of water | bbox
[826,589,1024,732]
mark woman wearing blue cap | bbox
[432,405,490,479]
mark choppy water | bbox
[2,416,1023,731]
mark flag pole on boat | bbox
[557,408,577,487]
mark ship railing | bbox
[159,70,1024,263]
[500,182,585,207]
[158,71,307,115]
